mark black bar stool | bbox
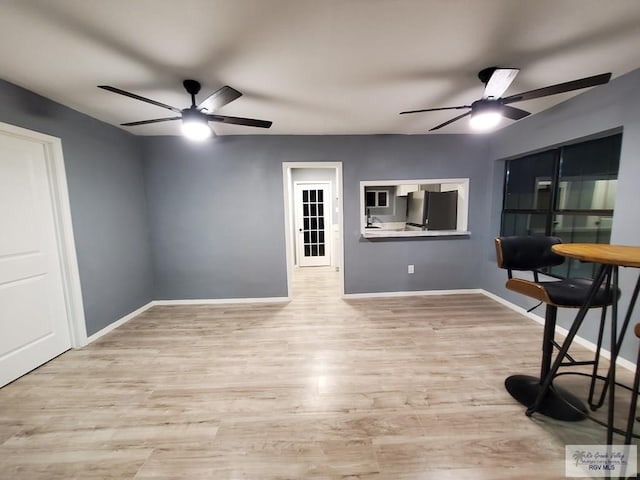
[495,236,616,421]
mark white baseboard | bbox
[85,296,290,345]
[152,297,290,306]
[86,301,155,344]
[86,291,482,345]
[480,289,636,372]
[343,288,483,299]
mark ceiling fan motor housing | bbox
[183,79,201,95]
[471,98,501,113]
[181,107,206,121]
[478,66,498,85]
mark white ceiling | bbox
[1,0,640,136]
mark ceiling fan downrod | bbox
[183,79,202,108]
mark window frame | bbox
[500,132,621,278]
[366,189,389,208]
[360,178,470,238]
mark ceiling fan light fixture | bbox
[469,111,502,131]
[181,114,212,141]
[469,101,502,131]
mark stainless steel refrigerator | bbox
[406,190,458,230]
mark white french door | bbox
[294,182,331,267]
[0,129,72,387]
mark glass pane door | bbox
[295,183,330,267]
[302,187,325,258]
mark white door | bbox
[0,131,72,387]
[294,183,331,267]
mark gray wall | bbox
[142,134,491,298]
[0,76,493,333]
[0,79,154,336]
[484,68,640,361]
[343,135,490,293]
[6,66,637,362]
[141,136,288,299]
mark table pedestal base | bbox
[505,374,587,421]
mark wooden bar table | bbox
[527,243,640,444]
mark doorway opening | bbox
[282,162,344,299]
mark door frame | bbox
[293,181,332,267]
[282,162,344,298]
[0,122,87,347]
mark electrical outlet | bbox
[408,264,414,274]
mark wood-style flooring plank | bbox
[0,266,638,479]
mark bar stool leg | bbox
[505,305,587,420]
[606,267,618,445]
[591,276,640,411]
[527,264,611,418]
[624,334,640,444]
[588,305,608,410]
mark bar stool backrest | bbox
[496,236,565,274]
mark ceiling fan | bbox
[400,67,611,132]
[98,80,272,140]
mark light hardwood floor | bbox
[1,266,638,479]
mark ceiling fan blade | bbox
[207,114,272,128]
[500,105,530,121]
[483,68,519,99]
[98,85,182,113]
[121,116,182,126]
[400,105,471,115]
[429,111,471,131]
[197,85,242,111]
[503,72,611,104]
